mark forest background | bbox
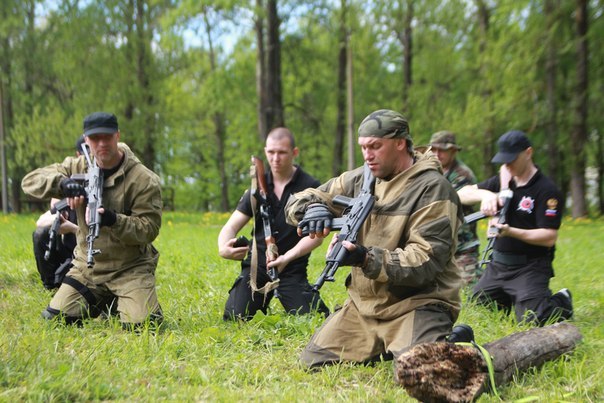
[0,0,602,217]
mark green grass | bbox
[1,212,602,401]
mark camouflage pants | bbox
[47,264,161,325]
[300,299,453,367]
[455,247,482,286]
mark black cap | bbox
[82,112,118,136]
[491,130,532,164]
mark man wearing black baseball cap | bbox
[458,130,573,326]
[22,111,164,329]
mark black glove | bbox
[100,209,117,227]
[60,178,86,198]
[340,244,368,267]
[298,203,333,236]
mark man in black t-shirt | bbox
[31,136,85,289]
[458,130,573,325]
[217,127,329,321]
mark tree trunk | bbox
[395,322,582,402]
[476,0,495,179]
[124,0,135,123]
[136,0,156,170]
[0,14,9,213]
[266,0,284,130]
[255,0,268,141]
[398,0,413,113]
[599,124,604,215]
[333,0,347,177]
[544,0,559,186]
[346,31,355,171]
[0,81,7,213]
[569,0,588,218]
[203,7,229,212]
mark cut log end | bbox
[394,342,487,402]
[394,323,583,402]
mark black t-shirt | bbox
[236,165,320,272]
[477,169,563,259]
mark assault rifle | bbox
[252,156,280,295]
[478,189,513,269]
[44,198,70,261]
[463,210,488,225]
[311,164,376,292]
[80,143,104,268]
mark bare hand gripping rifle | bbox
[44,198,70,261]
[477,189,513,269]
[251,156,280,293]
[79,143,104,268]
[311,164,376,292]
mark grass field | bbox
[1,212,602,402]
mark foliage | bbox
[0,212,602,401]
[1,0,603,211]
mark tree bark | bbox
[333,0,347,177]
[346,31,355,171]
[544,0,559,186]
[397,0,413,113]
[476,0,495,179]
[136,0,156,170]
[255,0,268,141]
[599,122,604,214]
[0,1,11,213]
[395,322,583,402]
[0,79,7,213]
[569,0,588,218]
[266,0,284,131]
[203,7,229,212]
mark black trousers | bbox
[32,227,74,289]
[472,257,571,325]
[223,264,330,321]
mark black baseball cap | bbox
[82,112,119,136]
[491,130,532,164]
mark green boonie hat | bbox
[430,130,461,151]
[358,109,410,139]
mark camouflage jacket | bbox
[444,159,479,254]
[21,143,163,283]
[285,152,463,321]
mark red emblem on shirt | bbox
[517,196,534,214]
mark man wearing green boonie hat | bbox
[429,131,481,285]
[285,109,465,380]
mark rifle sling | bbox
[248,162,279,298]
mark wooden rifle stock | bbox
[251,156,279,287]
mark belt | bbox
[492,250,527,265]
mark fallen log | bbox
[394,322,582,402]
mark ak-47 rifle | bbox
[478,189,513,269]
[44,198,71,261]
[251,156,280,293]
[79,143,104,268]
[463,210,488,225]
[311,164,376,292]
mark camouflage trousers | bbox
[455,247,482,286]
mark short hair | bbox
[267,127,296,149]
